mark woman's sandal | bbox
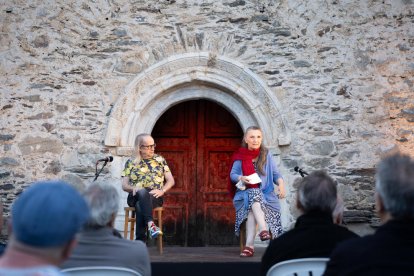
[259,230,271,241]
[240,246,254,257]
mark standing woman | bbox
[229,126,286,257]
[121,133,175,241]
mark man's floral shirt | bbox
[121,154,171,190]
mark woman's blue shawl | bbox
[230,152,283,212]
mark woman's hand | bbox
[149,188,165,198]
[239,176,252,184]
[278,186,286,199]
[277,179,286,199]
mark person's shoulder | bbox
[153,154,165,161]
[124,158,133,165]
[103,237,148,257]
[333,224,360,238]
[121,238,148,250]
[333,232,375,254]
[267,228,297,248]
[104,239,150,272]
[125,240,150,259]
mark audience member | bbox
[0,180,89,275]
[0,202,6,256]
[261,170,358,275]
[61,181,151,276]
[324,153,414,275]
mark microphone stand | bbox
[294,166,308,178]
[93,161,108,182]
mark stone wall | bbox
[0,0,413,238]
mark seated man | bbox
[324,153,414,275]
[0,180,89,275]
[261,170,358,276]
[61,181,151,276]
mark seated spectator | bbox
[61,181,151,276]
[0,202,7,256]
[261,170,358,276]
[324,153,414,275]
[0,180,89,275]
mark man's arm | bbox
[122,177,141,195]
[162,171,175,194]
[150,171,175,198]
[122,177,133,192]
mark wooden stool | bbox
[124,206,164,254]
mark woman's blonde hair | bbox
[133,133,151,163]
[242,126,268,175]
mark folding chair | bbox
[266,258,329,276]
[61,266,142,276]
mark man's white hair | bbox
[83,181,119,228]
[375,153,414,219]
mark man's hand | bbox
[132,186,141,196]
[150,189,165,198]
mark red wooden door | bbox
[152,100,243,246]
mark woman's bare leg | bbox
[245,210,257,248]
[251,201,267,232]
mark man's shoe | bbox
[149,223,163,239]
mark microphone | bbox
[96,156,114,163]
[294,166,309,177]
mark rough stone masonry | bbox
[0,0,413,239]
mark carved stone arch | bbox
[105,52,291,155]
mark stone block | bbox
[0,157,19,166]
[18,136,63,155]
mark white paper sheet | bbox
[235,173,262,190]
[246,173,261,184]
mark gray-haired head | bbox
[375,153,414,219]
[83,181,119,229]
[134,133,152,151]
[297,170,338,214]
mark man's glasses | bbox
[140,144,156,150]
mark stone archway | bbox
[104,52,291,156]
[108,52,293,239]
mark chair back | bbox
[266,258,329,276]
[61,266,142,276]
